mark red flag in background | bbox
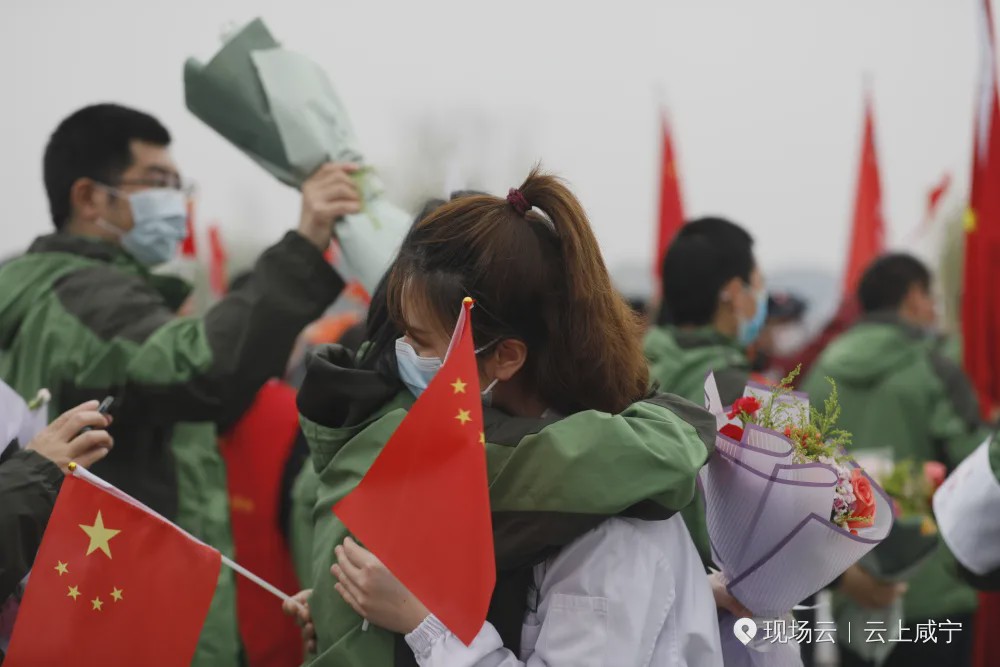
[181,198,198,258]
[653,113,686,284]
[842,92,886,299]
[207,224,228,297]
[925,172,952,225]
[965,6,1000,665]
[963,0,1000,420]
[220,380,304,667]
[4,471,220,667]
[334,298,495,644]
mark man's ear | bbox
[68,177,106,224]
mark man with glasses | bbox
[0,103,360,666]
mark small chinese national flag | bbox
[334,297,495,644]
[4,469,221,666]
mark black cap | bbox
[767,291,808,321]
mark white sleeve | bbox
[405,519,679,667]
[405,615,525,667]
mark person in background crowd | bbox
[292,171,723,666]
[803,253,989,667]
[645,217,761,406]
[643,217,761,568]
[750,291,809,381]
[0,103,360,667]
[1,401,112,659]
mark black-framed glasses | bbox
[114,177,196,196]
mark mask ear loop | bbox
[93,182,130,238]
[482,378,500,396]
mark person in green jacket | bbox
[803,253,988,667]
[288,170,723,666]
[644,217,763,566]
[0,103,361,667]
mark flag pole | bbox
[68,463,294,604]
[219,554,291,603]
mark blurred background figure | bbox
[750,290,810,381]
[804,253,991,667]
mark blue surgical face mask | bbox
[98,187,188,266]
[395,338,443,398]
[738,287,769,346]
[395,337,500,400]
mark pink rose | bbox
[846,469,877,530]
[924,461,947,492]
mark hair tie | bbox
[506,188,531,216]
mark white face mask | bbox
[97,187,187,266]
[395,337,500,400]
[772,324,809,357]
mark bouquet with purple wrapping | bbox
[702,371,893,666]
[833,458,942,665]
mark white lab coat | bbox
[405,514,723,666]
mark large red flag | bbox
[963,0,1000,420]
[965,3,1000,664]
[334,297,495,644]
[207,224,229,297]
[653,113,686,283]
[842,93,886,298]
[4,469,220,666]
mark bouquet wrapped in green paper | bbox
[184,18,410,292]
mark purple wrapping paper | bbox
[702,374,893,665]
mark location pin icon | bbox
[734,617,757,646]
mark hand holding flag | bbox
[4,467,221,667]
[333,297,495,644]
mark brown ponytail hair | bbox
[386,167,648,415]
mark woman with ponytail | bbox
[295,171,723,666]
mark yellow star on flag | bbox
[79,511,120,559]
[67,585,80,600]
[111,587,124,602]
[455,409,472,426]
[55,561,69,576]
[479,432,486,445]
[91,597,103,611]
[451,378,467,394]
[965,208,978,233]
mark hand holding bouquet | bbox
[702,369,893,666]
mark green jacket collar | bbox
[857,311,928,340]
[671,325,745,351]
[27,233,192,311]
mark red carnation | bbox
[727,396,762,420]
[719,423,745,442]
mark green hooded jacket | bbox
[643,325,750,565]
[802,314,987,622]
[293,344,717,667]
[0,232,343,666]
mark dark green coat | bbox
[644,324,750,566]
[0,232,344,666]
[293,344,717,666]
[0,448,63,602]
[803,314,988,621]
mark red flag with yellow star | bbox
[334,297,495,644]
[4,469,221,666]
